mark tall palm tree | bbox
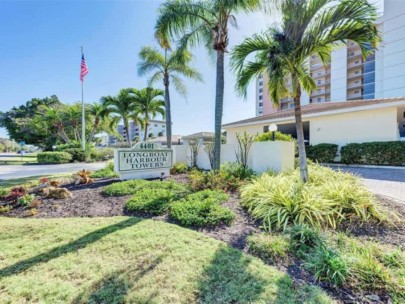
[231,0,380,182]
[138,46,202,148]
[101,89,135,147]
[155,0,260,170]
[128,88,166,141]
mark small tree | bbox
[187,137,202,168]
[235,132,257,169]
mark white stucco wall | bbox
[225,123,269,145]
[172,141,294,173]
[310,107,399,146]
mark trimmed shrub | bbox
[90,148,114,161]
[102,179,189,198]
[171,190,234,227]
[240,164,385,231]
[125,188,174,215]
[341,141,405,166]
[256,131,295,142]
[91,161,119,179]
[247,233,289,262]
[170,162,188,175]
[55,141,81,151]
[307,143,338,163]
[64,148,87,162]
[37,152,72,164]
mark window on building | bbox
[263,126,269,132]
[350,52,355,56]
[259,88,263,93]
[355,60,360,64]
[311,55,316,59]
[259,95,263,100]
[259,74,263,79]
[317,72,321,76]
[317,97,321,102]
[154,124,158,127]
[258,102,263,107]
[355,70,360,75]
[317,80,321,84]
[259,81,263,86]
[258,110,263,114]
[354,90,359,94]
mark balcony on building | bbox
[347,89,363,100]
[311,89,330,97]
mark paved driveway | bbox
[0,162,107,180]
[328,165,405,203]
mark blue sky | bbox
[0,0,383,139]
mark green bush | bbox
[221,162,255,180]
[64,148,87,162]
[341,141,405,166]
[247,233,289,262]
[125,188,174,215]
[55,141,82,151]
[91,161,119,179]
[256,131,295,142]
[306,143,338,163]
[188,164,252,192]
[305,247,349,286]
[289,225,324,258]
[90,148,114,161]
[37,152,72,164]
[240,164,384,231]
[171,190,234,227]
[170,162,188,175]
[102,179,189,197]
[331,233,405,299]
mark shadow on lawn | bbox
[0,217,142,278]
[197,245,306,304]
[72,255,163,304]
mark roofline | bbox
[223,99,405,129]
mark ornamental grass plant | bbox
[241,164,387,231]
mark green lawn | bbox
[0,217,333,304]
[0,173,73,188]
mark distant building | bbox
[108,120,166,145]
[256,0,405,115]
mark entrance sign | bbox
[114,142,173,180]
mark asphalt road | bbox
[329,165,405,203]
[0,162,107,180]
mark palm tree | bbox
[128,88,166,141]
[231,0,380,182]
[87,102,111,143]
[155,0,260,170]
[101,89,136,147]
[138,46,202,148]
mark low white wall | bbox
[172,141,294,173]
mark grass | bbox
[0,217,333,304]
[90,161,119,179]
[0,173,73,188]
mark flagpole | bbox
[81,46,86,151]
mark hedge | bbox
[341,141,405,166]
[307,143,338,163]
[64,148,87,162]
[37,152,72,164]
[89,148,114,161]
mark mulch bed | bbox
[2,175,405,304]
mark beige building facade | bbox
[225,98,405,148]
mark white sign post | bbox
[114,142,173,180]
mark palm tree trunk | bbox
[164,78,172,149]
[124,119,132,147]
[293,85,309,183]
[143,121,149,141]
[213,50,225,171]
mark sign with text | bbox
[118,150,172,171]
[114,141,173,180]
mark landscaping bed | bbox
[1,164,405,303]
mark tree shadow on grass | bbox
[72,255,163,304]
[197,245,312,304]
[197,245,266,304]
[0,217,142,278]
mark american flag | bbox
[80,53,89,82]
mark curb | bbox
[322,163,405,170]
